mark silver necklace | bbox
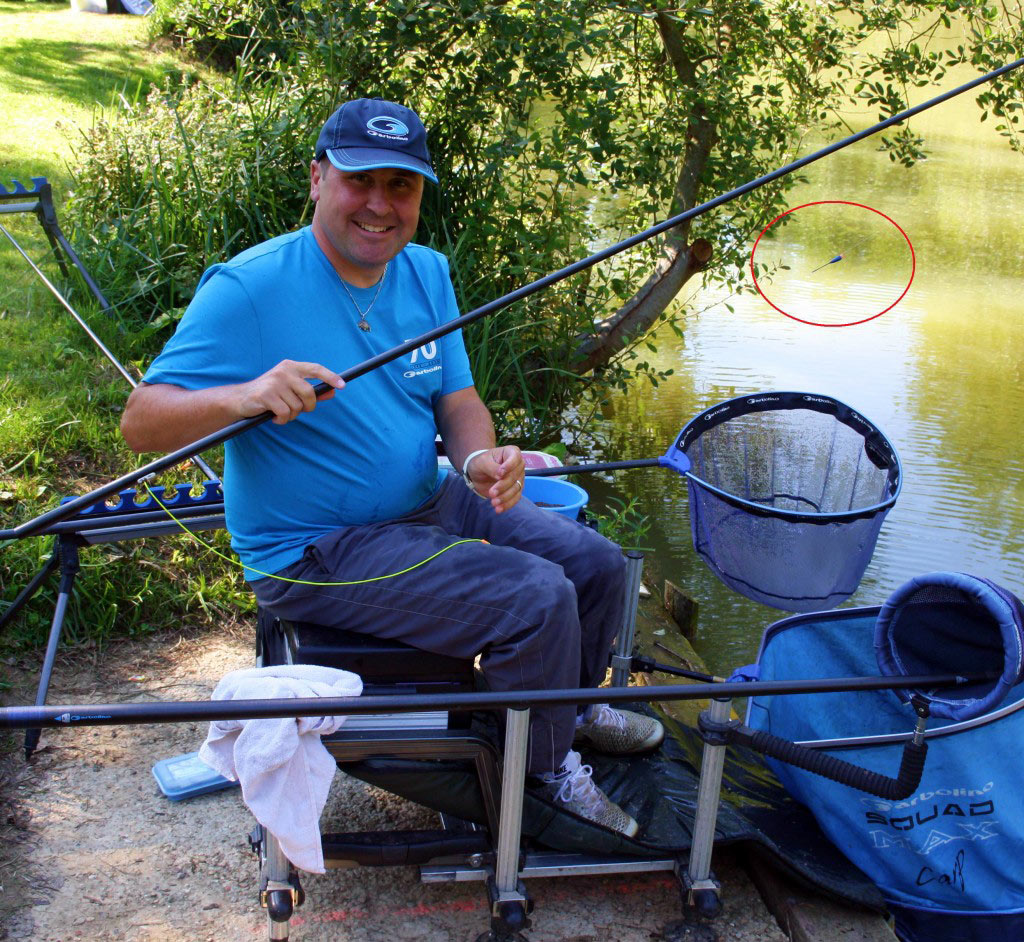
[340,263,388,332]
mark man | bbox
[121,98,663,837]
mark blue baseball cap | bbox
[315,99,438,184]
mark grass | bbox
[0,1,246,653]
[0,0,200,313]
[0,1,189,191]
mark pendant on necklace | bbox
[342,262,387,334]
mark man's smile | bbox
[354,221,394,233]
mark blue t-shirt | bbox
[143,227,474,578]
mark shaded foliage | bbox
[66,0,1023,446]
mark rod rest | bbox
[58,480,224,520]
[0,177,48,199]
[701,713,928,801]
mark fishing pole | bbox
[2,54,1022,543]
[0,670,1000,730]
[0,222,219,483]
[630,653,723,683]
[526,458,664,478]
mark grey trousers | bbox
[251,472,626,774]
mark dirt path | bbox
[0,622,787,942]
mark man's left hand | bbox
[466,445,525,514]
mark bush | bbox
[67,0,681,445]
[67,69,317,339]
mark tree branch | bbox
[572,237,712,375]
[571,10,719,375]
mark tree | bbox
[571,0,1023,371]
[72,0,1023,443]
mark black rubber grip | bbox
[733,725,927,800]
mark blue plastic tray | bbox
[152,751,238,801]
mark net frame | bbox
[874,572,1024,721]
[662,391,902,611]
[667,391,901,524]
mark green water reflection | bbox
[590,71,1024,676]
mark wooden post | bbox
[663,580,698,638]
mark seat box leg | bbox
[259,826,304,940]
[481,707,532,940]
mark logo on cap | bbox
[366,116,410,140]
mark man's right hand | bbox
[121,360,344,453]
[236,360,345,424]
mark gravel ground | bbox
[0,621,788,942]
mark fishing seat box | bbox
[254,608,503,863]
[257,609,477,696]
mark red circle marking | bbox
[749,200,916,327]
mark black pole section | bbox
[525,458,664,477]
[0,671,999,730]
[2,56,1021,543]
[50,226,112,313]
[629,653,719,683]
[39,503,225,536]
[24,540,79,757]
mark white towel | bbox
[198,664,362,873]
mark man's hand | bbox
[236,360,344,424]
[121,360,344,453]
[466,445,525,514]
[435,387,522,513]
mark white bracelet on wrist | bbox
[462,449,490,493]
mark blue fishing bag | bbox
[745,573,1024,942]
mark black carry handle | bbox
[729,723,927,801]
[707,694,933,800]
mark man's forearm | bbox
[121,382,247,454]
[436,392,496,471]
[121,360,345,454]
[435,386,523,513]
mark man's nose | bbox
[365,185,390,216]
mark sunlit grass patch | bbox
[0,0,197,192]
[0,2,238,652]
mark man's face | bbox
[310,161,424,286]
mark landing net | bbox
[671,392,901,612]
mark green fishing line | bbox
[142,482,485,586]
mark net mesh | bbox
[676,392,900,612]
[888,588,1002,705]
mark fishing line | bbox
[139,481,486,586]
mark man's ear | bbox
[309,159,323,202]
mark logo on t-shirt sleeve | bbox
[404,341,442,379]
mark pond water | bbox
[585,68,1024,676]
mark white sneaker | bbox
[574,703,665,755]
[539,750,638,837]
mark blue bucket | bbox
[522,477,589,519]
